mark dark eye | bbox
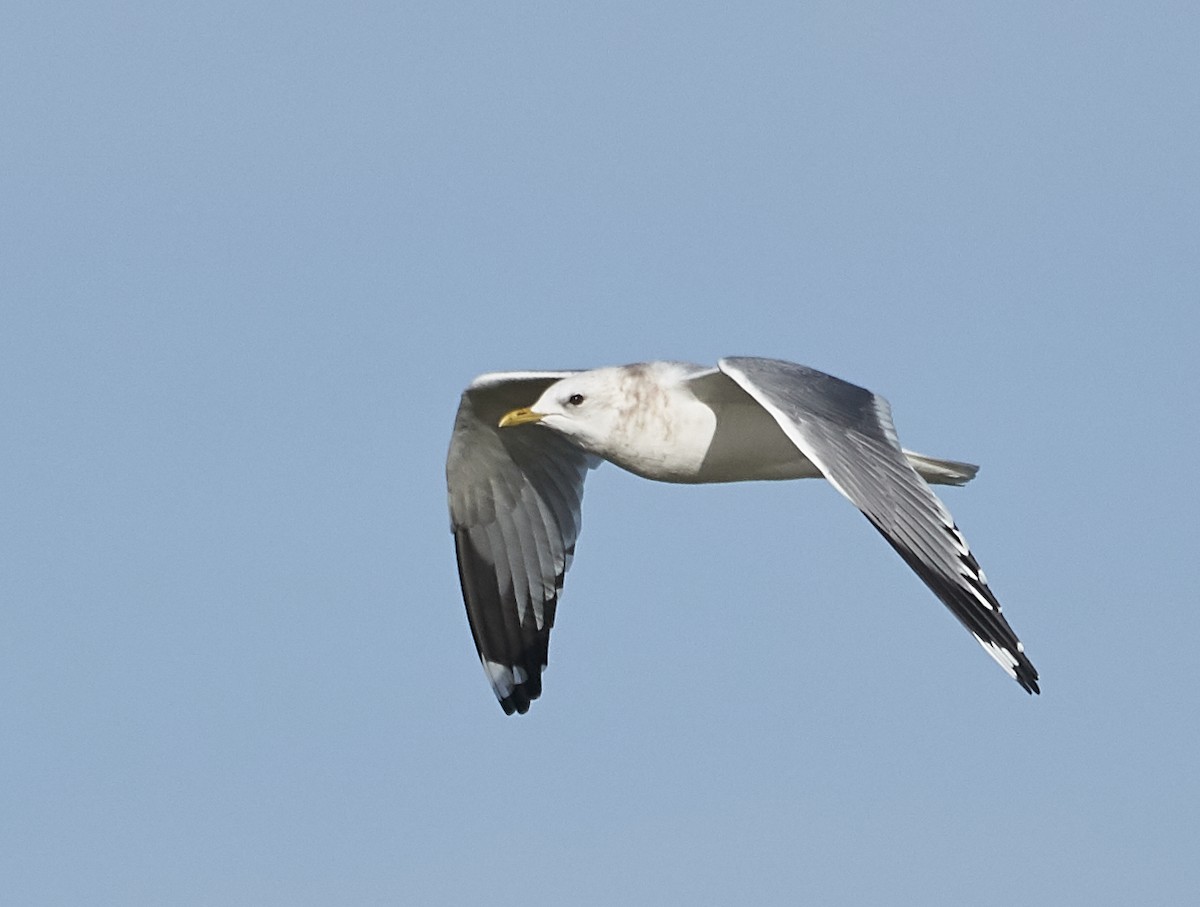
[567,393,585,406]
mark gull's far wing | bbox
[718,357,1039,694]
[447,371,600,714]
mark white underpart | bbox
[607,382,718,480]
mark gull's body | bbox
[447,357,1039,714]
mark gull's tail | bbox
[903,450,979,486]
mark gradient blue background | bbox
[4,3,1198,904]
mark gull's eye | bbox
[567,393,585,406]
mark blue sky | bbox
[4,2,1199,904]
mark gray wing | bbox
[718,357,1039,694]
[447,371,600,714]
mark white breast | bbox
[603,387,720,482]
[601,378,819,485]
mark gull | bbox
[447,357,1038,714]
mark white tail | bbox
[903,450,979,486]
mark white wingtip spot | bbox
[482,660,516,698]
[947,526,971,558]
[963,580,996,612]
[973,634,1019,680]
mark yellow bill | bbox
[498,406,544,428]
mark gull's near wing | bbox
[713,357,1039,693]
[447,371,600,714]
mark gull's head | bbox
[497,368,630,453]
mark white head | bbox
[497,368,630,455]
[497,362,715,481]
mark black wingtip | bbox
[499,690,534,715]
[1016,661,1041,695]
[495,661,545,715]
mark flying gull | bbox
[446,357,1039,714]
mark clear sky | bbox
[4,2,1199,904]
